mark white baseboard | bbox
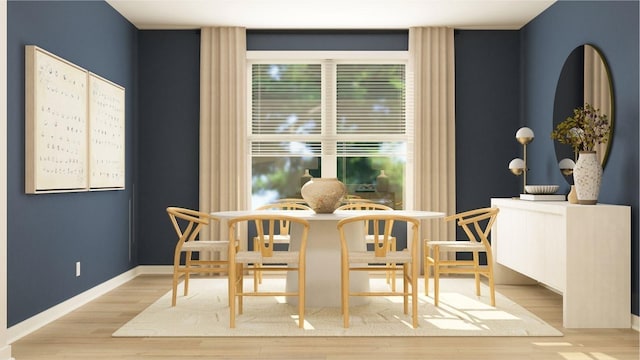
[6,265,640,343]
[0,345,13,360]
[7,267,134,343]
[138,265,173,275]
[6,265,175,343]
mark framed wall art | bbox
[88,72,125,189]
[25,45,88,193]
[25,45,126,194]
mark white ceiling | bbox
[106,0,556,30]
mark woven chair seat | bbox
[236,250,300,265]
[181,240,229,252]
[347,250,411,264]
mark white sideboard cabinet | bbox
[490,198,631,328]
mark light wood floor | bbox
[10,274,639,360]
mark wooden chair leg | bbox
[253,263,260,292]
[390,239,396,291]
[229,261,236,328]
[253,238,262,291]
[171,269,180,307]
[184,252,192,296]
[424,261,430,297]
[412,261,418,328]
[227,267,233,307]
[298,267,305,328]
[424,243,430,297]
[473,251,481,296]
[433,246,440,307]
[403,263,409,314]
[342,262,350,328]
[488,263,496,307]
[238,264,244,315]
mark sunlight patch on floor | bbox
[438,292,494,309]
[589,353,620,360]
[466,309,520,320]
[533,342,573,346]
[291,315,316,330]
[424,318,483,331]
[559,352,620,360]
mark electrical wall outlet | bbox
[76,262,81,277]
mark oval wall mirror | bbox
[552,44,614,183]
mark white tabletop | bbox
[212,209,445,220]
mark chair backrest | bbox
[166,207,216,247]
[276,198,309,206]
[337,202,392,211]
[256,202,312,236]
[228,214,310,258]
[342,194,375,204]
[337,214,420,257]
[445,207,499,248]
[337,202,393,240]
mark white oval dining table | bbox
[212,209,444,307]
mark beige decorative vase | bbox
[301,178,347,213]
[573,151,602,205]
[376,170,389,192]
[567,185,578,204]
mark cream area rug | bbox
[113,276,562,337]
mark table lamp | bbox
[509,127,534,194]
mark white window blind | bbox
[336,64,406,135]
[250,61,408,159]
[251,64,321,136]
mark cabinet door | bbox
[536,210,565,292]
[495,205,565,292]
[495,207,543,280]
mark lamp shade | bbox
[558,158,576,170]
[509,158,525,175]
[559,158,576,176]
[509,158,525,169]
[515,127,535,145]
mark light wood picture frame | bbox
[25,45,88,193]
[25,45,126,194]
[88,72,125,189]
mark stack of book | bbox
[519,193,566,201]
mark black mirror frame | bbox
[552,44,615,183]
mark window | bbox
[248,52,411,209]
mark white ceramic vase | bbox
[301,178,347,213]
[573,151,602,205]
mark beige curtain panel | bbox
[409,27,456,246]
[199,27,248,242]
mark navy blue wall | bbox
[246,30,409,51]
[454,30,521,209]
[522,0,639,315]
[137,30,201,265]
[7,1,138,325]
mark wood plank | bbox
[10,275,639,360]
